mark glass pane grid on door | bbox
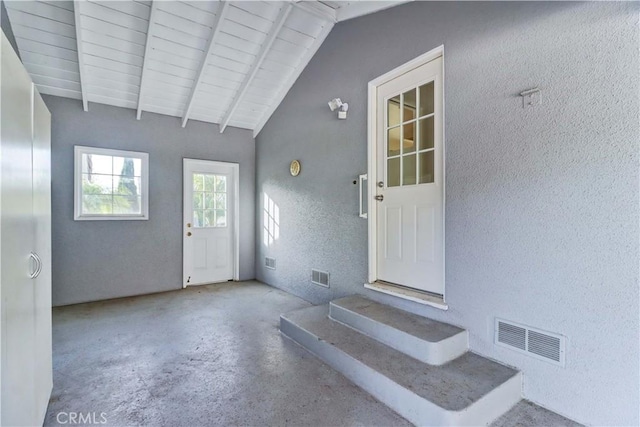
[192,173,227,228]
[386,81,436,187]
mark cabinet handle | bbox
[29,252,42,279]
[29,252,38,279]
[35,252,42,278]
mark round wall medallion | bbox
[290,160,301,177]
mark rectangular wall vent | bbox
[311,269,329,288]
[495,318,565,367]
[265,257,276,270]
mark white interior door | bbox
[183,159,237,287]
[375,56,444,295]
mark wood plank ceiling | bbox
[4,1,408,136]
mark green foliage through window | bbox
[81,155,142,215]
[192,173,227,228]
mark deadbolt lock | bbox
[377,181,384,188]
[186,223,191,228]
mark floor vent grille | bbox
[495,318,565,367]
[311,269,329,288]
[265,257,276,270]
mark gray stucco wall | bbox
[255,2,640,425]
[45,96,255,306]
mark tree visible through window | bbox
[192,173,227,228]
[74,146,149,220]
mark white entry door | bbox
[183,159,237,287]
[375,56,444,295]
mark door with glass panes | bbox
[375,56,444,295]
[183,159,235,286]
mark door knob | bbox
[374,195,384,201]
[187,232,192,237]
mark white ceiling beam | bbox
[73,0,88,111]
[136,1,159,120]
[336,1,413,22]
[253,20,334,138]
[181,1,231,128]
[219,4,293,133]
[293,1,337,23]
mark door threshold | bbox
[364,281,448,310]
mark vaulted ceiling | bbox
[5,1,407,136]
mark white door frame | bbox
[182,158,240,287]
[366,45,446,302]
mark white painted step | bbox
[330,295,468,365]
[281,305,522,427]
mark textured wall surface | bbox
[255,2,640,425]
[45,96,255,306]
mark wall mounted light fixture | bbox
[328,98,349,119]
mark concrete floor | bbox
[46,281,409,426]
[46,281,581,426]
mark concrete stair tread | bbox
[490,400,584,427]
[282,304,519,412]
[331,295,464,342]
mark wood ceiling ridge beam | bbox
[181,1,231,128]
[252,20,334,138]
[136,0,159,120]
[218,3,293,134]
[73,0,89,111]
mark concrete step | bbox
[330,295,468,365]
[281,305,522,427]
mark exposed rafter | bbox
[181,1,231,128]
[219,4,293,133]
[12,0,406,133]
[73,0,88,111]
[293,1,337,23]
[253,21,334,137]
[136,1,159,120]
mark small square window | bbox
[74,146,149,220]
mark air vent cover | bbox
[497,321,526,351]
[495,318,565,367]
[311,269,329,288]
[265,257,276,270]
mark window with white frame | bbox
[74,146,149,220]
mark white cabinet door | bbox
[1,33,52,426]
[1,33,38,426]
[32,88,53,423]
